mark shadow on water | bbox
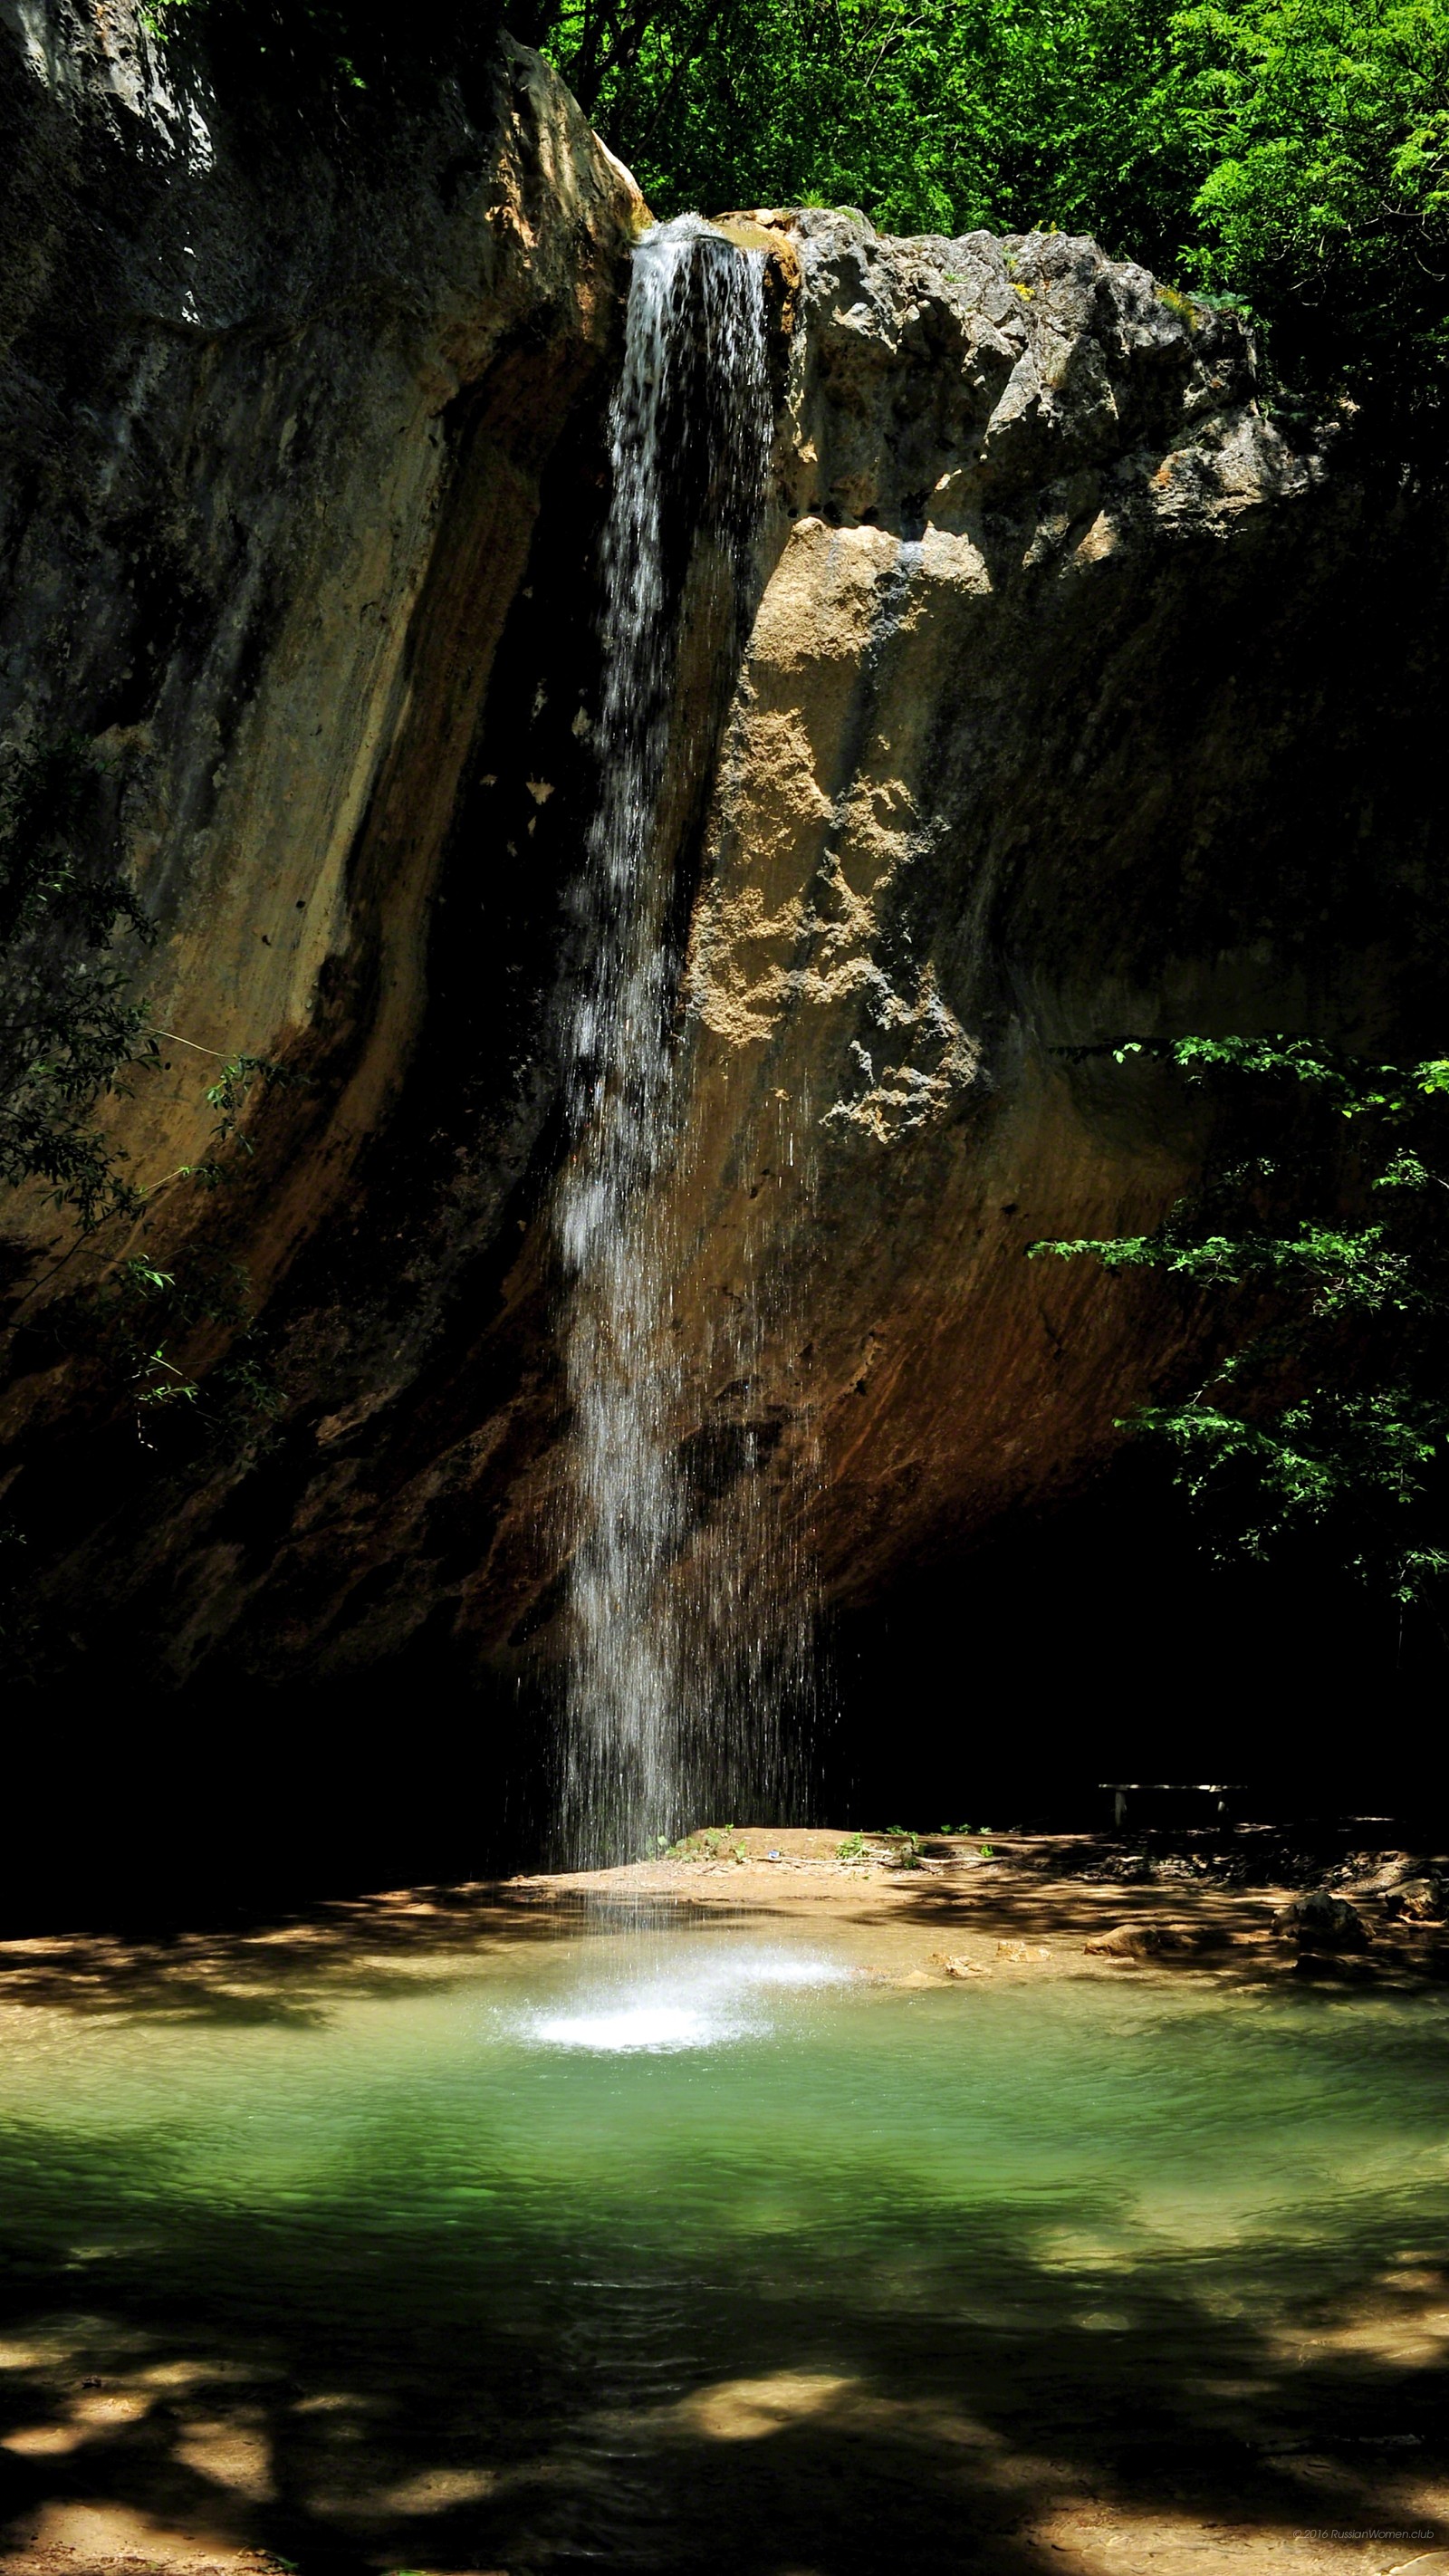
[0,1912,1446,2573]
[1,2171,1446,2571]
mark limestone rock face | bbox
[0,4,644,1673]
[625,213,1445,1633]
[1,99,1444,1706]
[0,0,642,1322]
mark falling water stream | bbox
[555,217,778,1867]
[1,197,1441,2576]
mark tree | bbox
[516,0,1449,430]
[1171,0,1449,425]
[1031,1036,1449,1616]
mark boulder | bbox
[1387,1877,1448,1924]
[1273,1893,1368,1951]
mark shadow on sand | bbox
[0,1883,1444,2575]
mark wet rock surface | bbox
[1082,1920,1222,1957]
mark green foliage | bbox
[0,731,292,1670]
[1031,1036,1449,1607]
[882,1824,924,1864]
[515,0,1449,428]
[80,1043,297,1437]
[88,1253,283,1437]
[1170,0,1449,418]
[134,0,1449,426]
[520,0,1194,248]
[0,735,145,953]
[151,1042,298,1193]
[838,1826,926,1864]
[667,1824,750,1860]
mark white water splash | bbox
[525,1946,857,2053]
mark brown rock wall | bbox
[0,0,642,1361]
[0,115,1444,1707]
[611,215,1447,1617]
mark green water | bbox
[0,1916,1446,2572]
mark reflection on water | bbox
[0,1918,1445,2572]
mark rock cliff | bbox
[0,0,642,1331]
[1,14,1444,1742]
[659,212,1444,1622]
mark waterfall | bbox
[555,216,778,1869]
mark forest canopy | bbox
[152,0,1449,427]
[504,0,1449,428]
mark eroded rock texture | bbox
[1,35,1444,1732]
[664,211,1448,1620]
[0,1,645,1686]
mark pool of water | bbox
[0,1913,1446,2572]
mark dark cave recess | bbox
[9,1453,1443,1937]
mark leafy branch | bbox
[1031,1034,1449,1609]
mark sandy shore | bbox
[2,1826,1443,2006]
[506,1824,1449,1990]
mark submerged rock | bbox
[1291,1948,1378,1982]
[1082,1922,1216,1960]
